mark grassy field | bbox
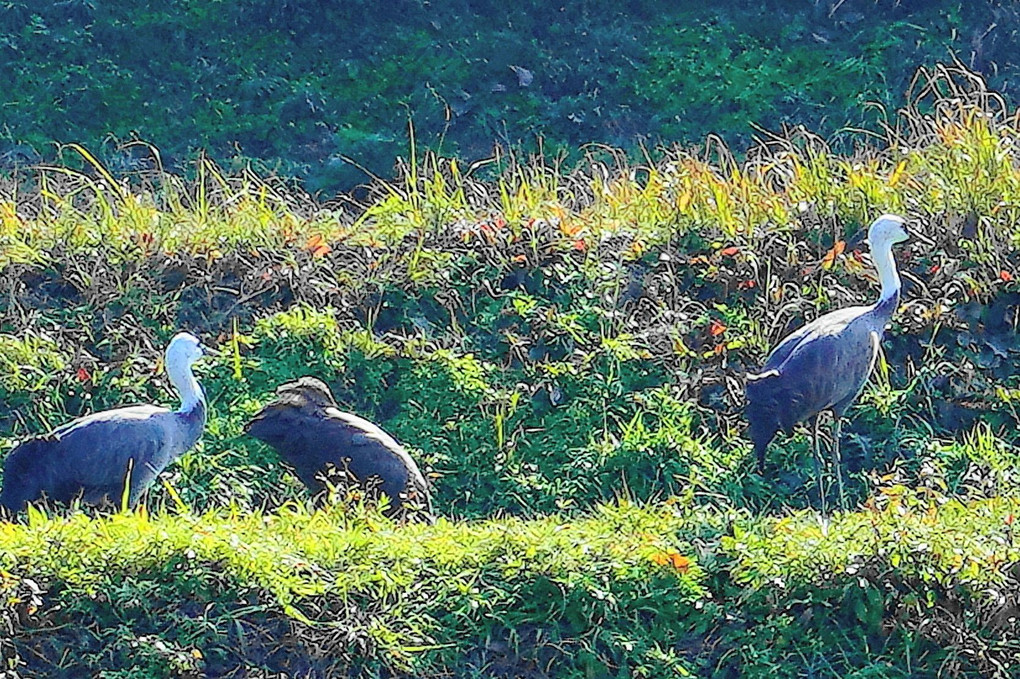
[2,65,1020,676]
[3,0,1017,191]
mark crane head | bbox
[867,214,909,251]
[165,332,206,371]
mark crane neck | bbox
[873,239,901,304]
[167,358,205,414]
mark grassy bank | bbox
[2,65,1020,675]
[3,495,1020,675]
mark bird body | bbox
[0,332,208,514]
[746,294,895,466]
[245,377,432,518]
[745,215,909,502]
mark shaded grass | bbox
[0,0,1002,192]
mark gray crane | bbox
[244,376,433,520]
[0,332,209,515]
[745,214,910,508]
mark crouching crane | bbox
[745,214,910,508]
[0,332,209,515]
[244,377,433,520]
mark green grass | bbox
[2,493,1017,675]
[3,64,1020,675]
[0,502,714,675]
[0,0,1006,192]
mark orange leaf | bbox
[1006,513,1015,526]
[821,240,846,270]
[305,235,333,257]
[929,264,940,274]
[709,320,727,337]
[572,239,587,251]
[689,255,710,265]
[561,221,583,237]
[650,550,691,573]
[76,367,91,383]
[512,254,527,264]
[1000,270,1013,282]
[738,279,756,290]
[719,246,739,257]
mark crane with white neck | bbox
[0,332,211,515]
[745,214,910,508]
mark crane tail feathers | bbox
[0,437,52,515]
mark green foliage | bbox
[0,1,1010,192]
[0,503,715,676]
[0,332,73,431]
[0,332,66,395]
[7,64,1020,675]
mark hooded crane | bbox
[0,332,208,515]
[244,377,433,520]
[746,214,909,507]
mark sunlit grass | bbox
[5,64,1020,674]
[0,68,1018,269]
[0,500,713,672]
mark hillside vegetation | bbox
[2,66,1020,676]
[2,0,1020,191]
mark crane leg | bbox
[812,414,826,514]
[832,416,846,510]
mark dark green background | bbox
[2,0,1017,192]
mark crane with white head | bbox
[745,215,910,508]
[0,332,210,515]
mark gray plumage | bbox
[244,377,433,519]
[0,332,208,515]
[746,295,895,468]
[745,215,910,503]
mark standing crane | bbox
[745,214,910,508]
[0,332,210,515]
[244,376,433,520]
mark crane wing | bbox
[321,408,416,492]
[1,406,171,510]
[757,305,869,374]
[245,390,431,514]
